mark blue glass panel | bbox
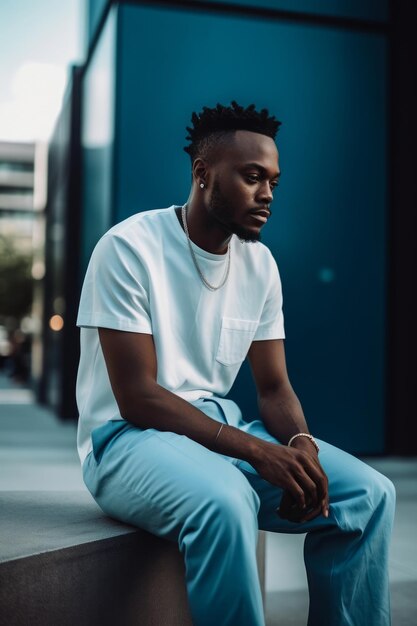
[112,3,387,453]
[80,6,117,275]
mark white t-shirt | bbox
[76,205,285,465]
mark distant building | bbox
[0,141,46,251]
[0,140,48,385]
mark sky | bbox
[0,0,83,142]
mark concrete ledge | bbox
[0,491,265,626]
[0,528,193,626]
[0,491,137,561]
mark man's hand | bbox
[247,339,329,523]
[250,438,329,523]
[277,489,329,523]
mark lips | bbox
[249,209,270,224]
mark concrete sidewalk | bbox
[0,373,83,491]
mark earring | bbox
[200,183,205,189]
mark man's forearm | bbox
[258,382,311,445]
[121,382,265,464]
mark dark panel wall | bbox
[386,1,417,454]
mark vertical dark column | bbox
[40,66,82,420]
[61,67,83,420]
[386,1,417,453]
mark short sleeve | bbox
[253,252,285,341]
[76,233,152,333]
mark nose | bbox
[257,180,273,204]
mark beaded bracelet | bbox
[287,432,320,453]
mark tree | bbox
[0,235,33,321]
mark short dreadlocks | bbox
[184,101,281,163]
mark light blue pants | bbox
[83,397,395,626]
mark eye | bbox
[245,174,261,184]
[270,181,279,190]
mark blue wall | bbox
[85,0,389,51]
[81,1,388,453]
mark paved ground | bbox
[1,372,416,625]
[0,381,83,492]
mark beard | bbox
[209,179,261,243]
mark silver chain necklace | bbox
[181,204,231,291]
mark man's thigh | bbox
[83,418,260,542]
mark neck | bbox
[176,196,232,255]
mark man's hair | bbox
[184,100,281,163]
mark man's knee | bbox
[329,456,396,534]
[360,463,395,504]
[356,465,396,526]
[373,471,396,513]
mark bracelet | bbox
[287,432,320,453]
[214,423,225,444]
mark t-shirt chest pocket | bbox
[215,317,258,366]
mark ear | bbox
[192,158,210,187]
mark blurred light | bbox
[33,142,48,211]
[21,315,39,334]
[318,267,335,283]
[49,315,64,331]
[0,325,11,356]
[32,260,45,280]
